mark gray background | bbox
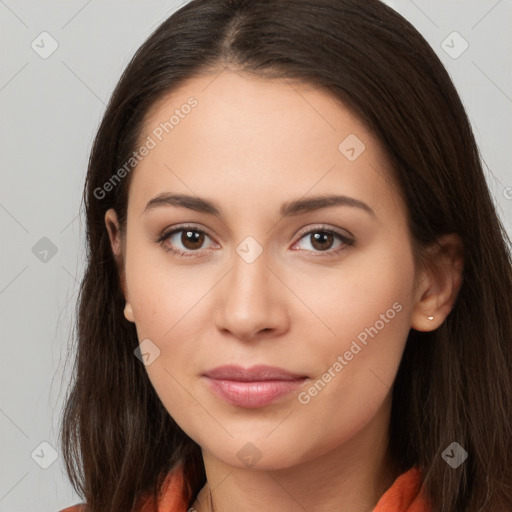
[0,1,510,510]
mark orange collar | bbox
[374,466,431,512]
[138,465,431,512]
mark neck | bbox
[192,393,400,512]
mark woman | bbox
[59,0,512,511]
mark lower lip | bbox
[203,377,307,408]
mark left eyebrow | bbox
[280,194,376,218]
[142,193,376,218]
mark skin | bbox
[105,69,464,512]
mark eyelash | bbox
[156,223,355,259]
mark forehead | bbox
[142,69,371,149]
[128,70,402,218]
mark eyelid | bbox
[158,222,215,240]
[294,223,354,241]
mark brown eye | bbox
[309,231,335,251]
[157,224,217,257]
[292,226,355,257]
[180,229,205,250]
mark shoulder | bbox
[59,505,84,512]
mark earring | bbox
[427,316,434,321]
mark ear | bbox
[105,208,135,323]
[411,234,464,332]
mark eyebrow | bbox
[143,193,376,218]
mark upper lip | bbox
[203,365,307,382]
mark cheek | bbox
[124,245,215,407]
[124,234,207,336]
[291,240,415,409]
[124,254,210,436]
[288,241,415,353]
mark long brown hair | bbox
[60,1,512,511]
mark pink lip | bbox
[202,365,308,408]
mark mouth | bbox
[201,365,309,408]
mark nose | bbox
[213,247,291,342]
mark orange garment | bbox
[60,465,431,512]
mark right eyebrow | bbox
[143,193,222,217]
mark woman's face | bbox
[107,70,422,470]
